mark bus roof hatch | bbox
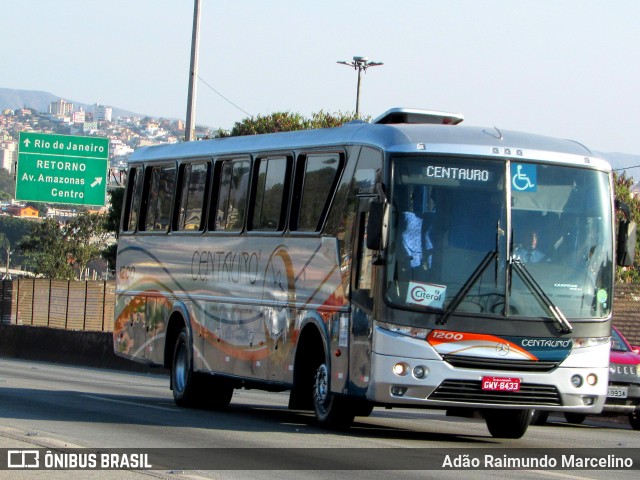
[372,108,464,125]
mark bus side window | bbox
[177,162,209,231]
[123,167,144,233]
[292,153,343,232]
[143,165,176,232]
[213,158,250,231]
[250,156,292,231]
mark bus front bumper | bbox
[366,351,607,413]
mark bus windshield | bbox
[385,155,613,321]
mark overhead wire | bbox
[614,164,640,172]
[196,74,253,119]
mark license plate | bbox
[608,386,628,398]
[482,376,521,392]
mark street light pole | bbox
[185,0,201,141]
[337,56,383,117]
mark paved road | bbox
[0,358,638,479]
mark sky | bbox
[4,1,640,159]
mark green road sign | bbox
[16,132,109,206]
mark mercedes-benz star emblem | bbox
[496,343,510,356]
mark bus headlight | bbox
[571,375,584,388]
[413,365,428,379]
[393,362,409,376]
[573,337,610,348]
[586,373,598,386]
[376,322,429,339]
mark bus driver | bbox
[515,230,546,263]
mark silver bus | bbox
[114,108,635,438]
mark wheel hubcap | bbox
[174,345,187,393]
[314,364,329,408]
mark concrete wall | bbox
[0,324,162,373]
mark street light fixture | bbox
[337,56,383,117]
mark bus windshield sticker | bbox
[511,163,537,192]
[406,281,446,309]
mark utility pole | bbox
[185,0,201,141]
[337,56,383,117]
[4,249,11,280]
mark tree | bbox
[102,186,125,272]
[0,216,32,268]
[216,110,365,138]
[19,218,75,279]
[19,213,110,280]
[104,187,125,235]
[0,168,15,199]
[66,213,110,279]
[0,233,10,279]
[614,172,640,283]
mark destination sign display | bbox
[16,132,109,206]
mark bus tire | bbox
[204,377,234,410]
[484,409,531,439]
[628,411,640,430]
[171,328,200,408]
[530,409,549,426]
[352,400,374,418]
[564,413,586,424]
[312,362,355,429]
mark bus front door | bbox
[348,198,376,397]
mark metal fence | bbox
[0,279,115,332]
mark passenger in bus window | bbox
[401,210,424,268]
[514,230,546,263]
[400,190,434,270]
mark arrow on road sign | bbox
[90,177,103,188]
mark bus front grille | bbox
[443,355,559,372]
[429,380,562,406]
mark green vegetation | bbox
[614,172,640,283]
[18,213,110,280]
[0,168,15,199]
[216,110,365,137]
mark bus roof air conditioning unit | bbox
[372,108,464,125]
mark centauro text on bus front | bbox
[114,108,635,439]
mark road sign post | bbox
[16,132,109,206]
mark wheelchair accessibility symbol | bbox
[511,163,537,192]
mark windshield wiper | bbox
[437,250,498,326]
[510,258,573,334]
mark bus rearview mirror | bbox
[617,219,636,267]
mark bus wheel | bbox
[484,409,531,438]
[564,413,586,424]
[171,328,199,407]
[352,400,374,418]
[205,377,234,410]
[628,411,640,430]
[530,409,549,426]
[312,362,355,429]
